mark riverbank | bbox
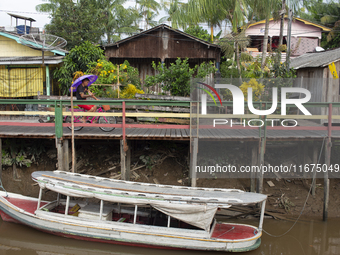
[1,139,339,219]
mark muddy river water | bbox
[0,217,339,255]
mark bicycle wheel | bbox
[99,115,116,132]
[65,116,83,131]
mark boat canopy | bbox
[32,171,267,231]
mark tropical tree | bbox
[144,58,217,96]
[300,0,340,49]
[53,41,105,94]
[136,0,162,30]
[184,25,211,41]
[159,0,187,29]
[94,0,140,44]
[220,31,250,73]
[36,0,102,49]
[181,0,229,42]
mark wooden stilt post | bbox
[257,138,265,193]
[56,138,63,170]
[312,142,318,197]
[63,139,69,171]
[120,139,126,180]
[126,140,131,181]
[323,103,332,221]
[251,142,258,192]
[71,89,76,173]
[323,138,331,221]
[190,138,198,187]
[257,111,267,194]
[120,101,129,181]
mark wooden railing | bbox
[0,99,340,140]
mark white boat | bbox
[0,170,267,252]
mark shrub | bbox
[120,84,144,99]
[240,78,265,101]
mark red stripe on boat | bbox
[3,197,47,214]
[212,223,256,240]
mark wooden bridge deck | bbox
[0,124,339,141]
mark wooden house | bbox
[245,17,331,61]
[103,24,221,90]
[0,15,67,100]
[290,47,340,123]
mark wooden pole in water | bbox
[257,138,265,193]
[323,139,330,221]
[71,90,75,173]
[190,138,198,187]
[126,140,131,181]
[120,140,126,180]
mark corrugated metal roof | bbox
[104,24,220,49]
[0,56,64,65]
[290,47,340,69]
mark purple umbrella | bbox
[69,74,98,92]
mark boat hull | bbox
[0,192,261,252]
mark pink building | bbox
[245,17,330,60]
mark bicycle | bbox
[64,106,116,132]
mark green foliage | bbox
[120,84,145,99]
[220,58,242,79]
[98,3,140,44]
[86,59,141,98]
[1,139,46,167]
[53,41,105,95]
[2,152,32,167]
[36,0,140,47]
[39,0,102,50]
[91,86,118,98]
[139,155,153,170]
[240,78,265,101]
[184,25,211,42]
[220,50,296,80]
[300,0,340,49]
[88,60,140,86]
[144,58,216,96]
[137,0,162,29]
[240,53,253,62]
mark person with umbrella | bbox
[70,75,98,123]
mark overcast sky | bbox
[0,0,51,30]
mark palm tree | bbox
[301,0,340,49]
[183,0,236,42]
[36,0,60,13]
[93,0,140,44]
[136,0,161,30]
[159,0,187,29]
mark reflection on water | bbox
[0,217,339,255]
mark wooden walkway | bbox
[0,124,340,141]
